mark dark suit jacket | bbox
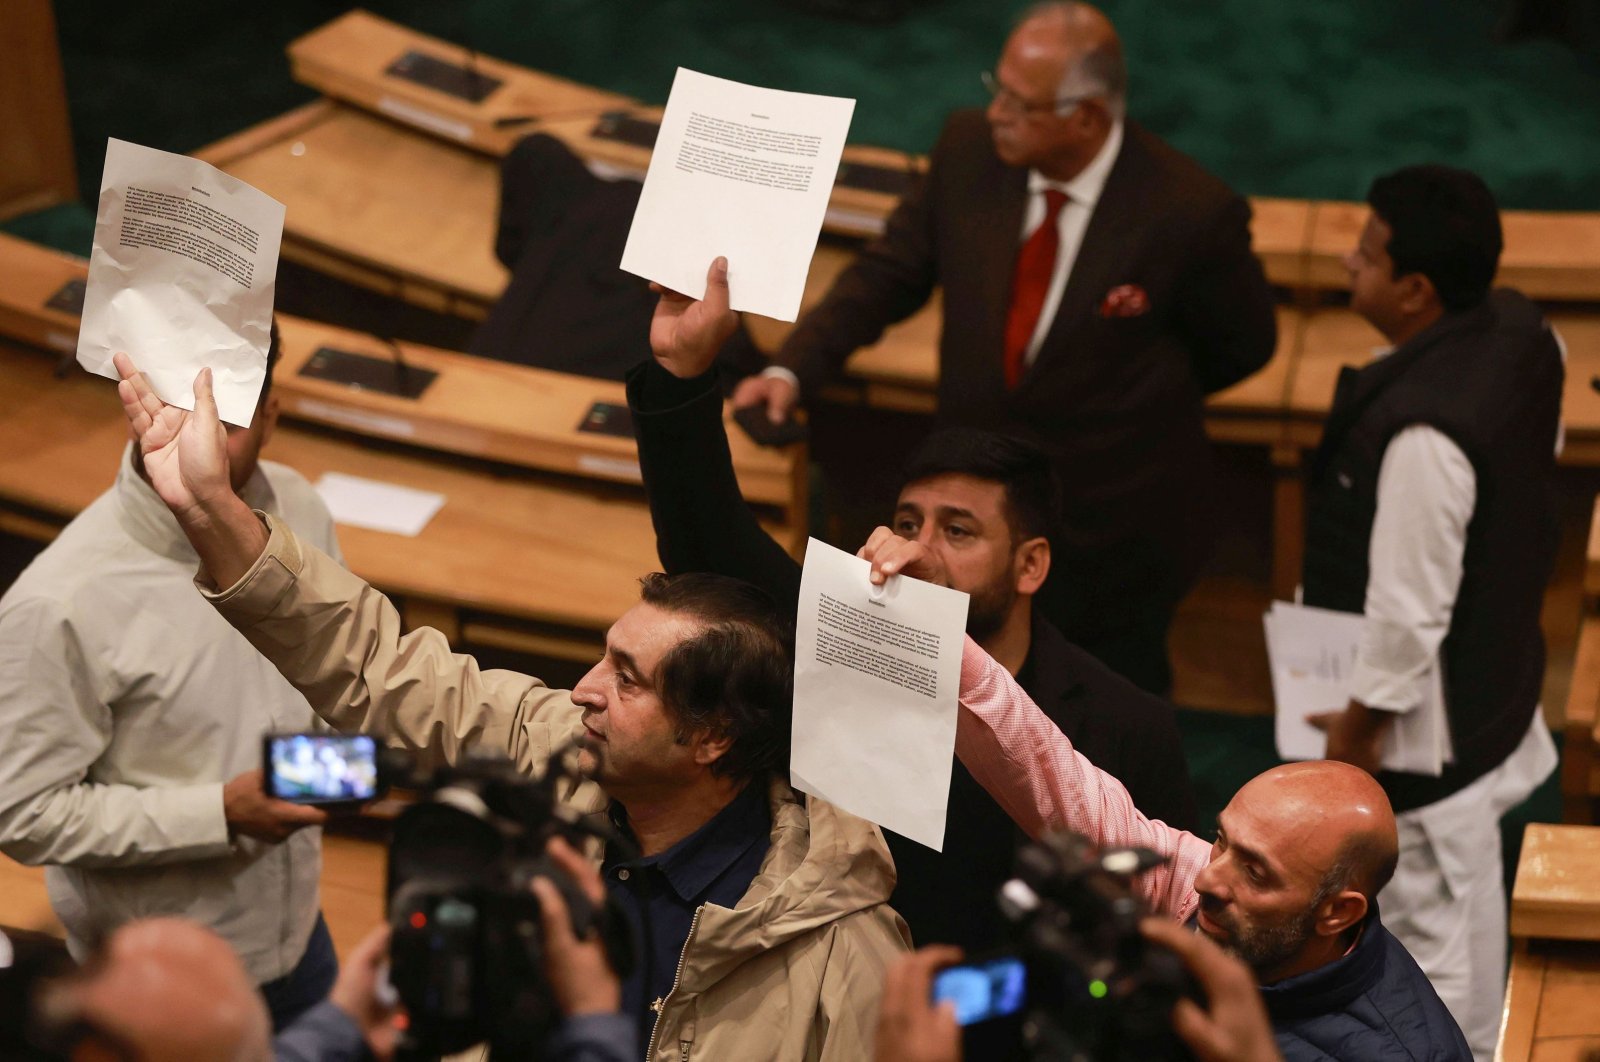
[626,360,1197,949]
[778,111,1278,619]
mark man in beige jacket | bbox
[110,265,908,1061]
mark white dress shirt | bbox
[0,447,342,982]
[1018,120,1123,366]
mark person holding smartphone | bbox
[0,324,345,1031]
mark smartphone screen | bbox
[264,734,379,804]
[932,956,1028,1026]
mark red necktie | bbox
[1003,188,1069,390]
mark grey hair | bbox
[1017,1,1128,119]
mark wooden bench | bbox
[1499,823,1600,1060]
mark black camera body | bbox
[382,747,631,1060]
[1000,831,1200,1062]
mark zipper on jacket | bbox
[645,904,704,1061]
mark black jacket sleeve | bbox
[626,361,803,610]
[1172,193,1279,395]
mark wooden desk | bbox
[1499,824,1600,1060]
[198,100,506,320]
[286,9,922,240]
[0,339,790,660]
[288,8,632,157]
[273,314,805,525]
[1249,197,1315,290]
[1309,201,1600,302]
[0,231,83,357]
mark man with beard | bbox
[632,259,1193,954]
[866,589,1470,1061]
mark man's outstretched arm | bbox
[629,258,804,606]
[861,534,1209,920]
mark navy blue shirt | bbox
[603,781,772,1033]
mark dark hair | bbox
[1312,833,1400,907]
[901,428,1062,543]
[637,571,794,782]
[260,318,281,409]
[1366,165,1502,312]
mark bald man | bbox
[866,516,1466,1058]
[950,633,1471,1060]
[736,0,1277,695]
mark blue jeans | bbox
[260,913,339,1032]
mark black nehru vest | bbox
[1301,290,1563,813]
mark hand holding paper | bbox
[79,139,285,427]
[621,69,855,322]
[649,256,739,379]
[791,538,968,851]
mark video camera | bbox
[998,831,1199,1062]
[379,742,634,1062]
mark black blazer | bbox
[778,112,1278,609]
[627,360,1197,949]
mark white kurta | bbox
[1353,424,1557,1062]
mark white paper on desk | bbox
[619,68,855,322]
[77,138,285,428]
[1264,601,1445,776]
[314,472,445,537]
[790,538,968,850]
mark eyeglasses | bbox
[980,71,1089,117]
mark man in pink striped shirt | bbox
[864,537,1472,1061]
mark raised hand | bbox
[113,353,231,519]
[649,257,740,379]
[857,525,950,587]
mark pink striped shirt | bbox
[957,635,1210,923]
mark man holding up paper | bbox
[635,258,1193,955]
[733,1,1277,695]
[1298,165,1563,1060]
[0,328,345,1030]
[110,328,909,1061]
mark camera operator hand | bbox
[328,923,401,1061]
[1141,918,1283,1062]
[222,769,327,842]
[530,836,622,1017]
[873,945,964,1062]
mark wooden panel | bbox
[1553,314,1600,466]
[1562,620,1600,823]
[1511,824,1600,940]
[1308,201,1600,302]
[1249,197,1313,289]
[1498,943,1544,1062]
[0,0,77,221]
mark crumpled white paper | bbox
[77,138,285,427]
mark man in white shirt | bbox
[731,0,1277,694]
[1302,165,1563,1060]
[0,326,344,1030]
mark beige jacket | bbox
[205,515,910,1061]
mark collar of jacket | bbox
[1310,302,1495,482]
[662,775,897,995]
[1254,905,1387,1022]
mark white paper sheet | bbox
[77,139,285,427]
[1264,601,1447,776]
[314,472,446,537]
[619,68,855,322]
[790,538,968,850]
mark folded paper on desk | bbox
[620,68,854,321]
[77,139,285,428]
[1265,601,1448,776]
[791,538,967,850]
[314,472,446,537]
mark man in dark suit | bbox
[734,2,1278,694]
[634,258,1195,957]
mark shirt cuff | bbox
[761,365,801,397]
[545,1012,636,1062]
